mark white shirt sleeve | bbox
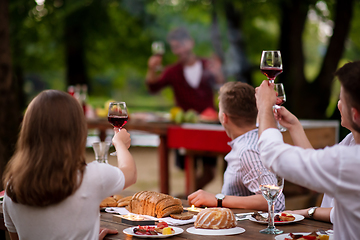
[87,162,125,198]
[257,128,342,197]
[3,195,16,233]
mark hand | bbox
[206,55,222,74]
[274,107,301,131]
[206,55,225,84]
[187,189,217,207]
[99,227,118,240]
[255,80,277,110]
[112,128,131,149]
[147,55,163,70]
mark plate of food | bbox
[186,227,245,236]
[249,212,304,224]
[275,231,332,240]
[123,222,183,238]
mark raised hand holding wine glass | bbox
[260,51,283,83]
[108,102,129,156]
[259,172,284,234]
[274,83,287,132]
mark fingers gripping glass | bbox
[274,83,287,132]
[107,102,128,156]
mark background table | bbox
[87,118,339,195]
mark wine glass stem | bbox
[268,201,275,229]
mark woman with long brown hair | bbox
[2,90,136,239]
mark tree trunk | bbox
[278,0,311,116]
[211,0,224,63]
[64,7,89,88]
[223,1,252,84]
[279,0,354,118]
[0,0,20,190]
[310,0,354,117]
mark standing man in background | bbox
[145,27,225,190]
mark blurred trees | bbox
[0,0,20,191]
[2,0,360,182]
[5,0,360,114]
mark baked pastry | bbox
[100,197,117,208]
[279,212,296,221]
[170,212,194,220]
[126,191,183,218]
[113,195,123,201]
[116,196,132,207]
[194,208,237,229]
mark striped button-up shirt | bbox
[221,129,285,212]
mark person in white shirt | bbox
[255,61,360,240]
[274,104,356,223]
[3,90,137,240]
[188,82,285,212]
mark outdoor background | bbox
[1,0,360,199]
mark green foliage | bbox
[8,0,360,113]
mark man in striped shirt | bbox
[188,82,285,212]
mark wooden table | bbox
[98,194,333,240]
[0,204,333,240]
[0,193,333,240]
[100,212,332,240]
[87,118,339,195]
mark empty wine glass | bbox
[260,51,283,83]
[108,102,128,156]
[152,41,165,72]
[274,83,287,132]
[152,41,165,55]
[259,172,284,234]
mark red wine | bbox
[260,67,283,80]
[108,116,128,128]
[276,97,286,106]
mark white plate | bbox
[275,232,333,240]
[186,227,245,236]
[249,213,305,225]
[123,226,183,238]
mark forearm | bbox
[288,124,313,149]
[214,71,225,85]
[289,207,331,222]
[222,195,268,211]
[258,105,278,137]
[146,68,160,84]
[310,207,331,222]
[114,143,137,189]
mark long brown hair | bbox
[3,90,87,207]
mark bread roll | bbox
[127,191,183,218]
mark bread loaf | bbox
[127,191,183,218]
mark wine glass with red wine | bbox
[108,102,129,156]
[260,51,283,83]
[274,83,287,132]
